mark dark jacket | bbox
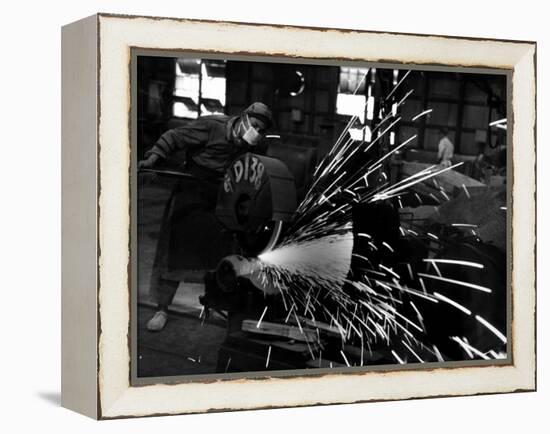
[146,115,248,174]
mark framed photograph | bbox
[61,13,536,419]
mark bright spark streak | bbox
[352,253,371,264]
[462,184,471,199]
[440,189,450,201]
[431,261,442,277]
[419,277,427,294]
[432,345,444,362]
[284,303,295,323]
[452,336,474,358]
[488,350,507,360]
[475,315,507,344]
[489,118,507,127]
[256,306,268,328]
[451,336,490,360]
[433,292,472,315]
[391,350,405,364]
[363,117,402,154]
[340,350,351,367]
[294,311,304,335]
[266,346,272,368]
[402,340,424,363]
[366,134,417,172]
[417,273,493,293]
[423,258,485,269]
[430,193,441,204]
[379,264,400,279]
[410,301,423,320]
[406,263,414,279]
[385,70,411,101]
[412,108,433,121]
[382,241,394,252]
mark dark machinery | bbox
[211,152,297,294]
[200,153,414,371]
[196,152,321,372]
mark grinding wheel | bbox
[215,152,297,256]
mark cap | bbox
[243,102,273,129]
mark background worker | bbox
[437,127,454,167]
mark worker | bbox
[139,102,273,331]
[437,127,454,167]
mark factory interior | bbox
[136,55,508,378]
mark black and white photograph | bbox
[134,53,510,380]
[2,0,544,427]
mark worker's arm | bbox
[139,119,210,168]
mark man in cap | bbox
[139,102,273,331]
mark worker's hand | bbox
[138,154,160,169]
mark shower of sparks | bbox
[245,70,506,367]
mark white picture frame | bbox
[61,13,536,419]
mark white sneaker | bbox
[146,310,168,331]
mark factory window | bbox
[173,59,227,119]
[336,66,369,123]
[336,66,372,140]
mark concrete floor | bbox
[137,305,226,377]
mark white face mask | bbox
[240,114,262,146]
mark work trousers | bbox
[148,165,225,308]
